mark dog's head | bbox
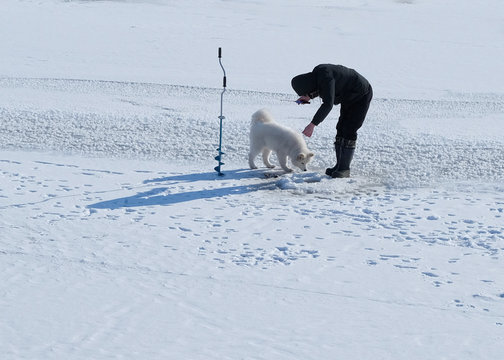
[292,152,315,171]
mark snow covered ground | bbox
[1,0,504,359]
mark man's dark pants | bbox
[336,86,373,140]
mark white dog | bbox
[248,109,314,172]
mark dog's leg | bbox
[248,146,260,169]
[262,149,275,168]
[278,153,293,172]
[248,152,258,169]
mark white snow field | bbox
[1,0,504,359]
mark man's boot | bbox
[325,137,343,176]
[326,137,356,178]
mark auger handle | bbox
[218,47,226,88]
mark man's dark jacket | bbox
[291,64,371,126]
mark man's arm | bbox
[311,77,335,126]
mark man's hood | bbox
[291,72,317,96]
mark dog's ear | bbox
[307,152,314,158]
[297,154,305,161]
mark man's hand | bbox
[302,123,315,137]
[296,95,311,105]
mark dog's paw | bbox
[265,164,275,169]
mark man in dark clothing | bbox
[291,64,373,178]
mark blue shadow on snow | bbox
[87,168,275,210]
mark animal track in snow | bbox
[205,241,320,269]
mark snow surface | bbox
[1,0,504,359]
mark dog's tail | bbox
[251,108,273,125]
